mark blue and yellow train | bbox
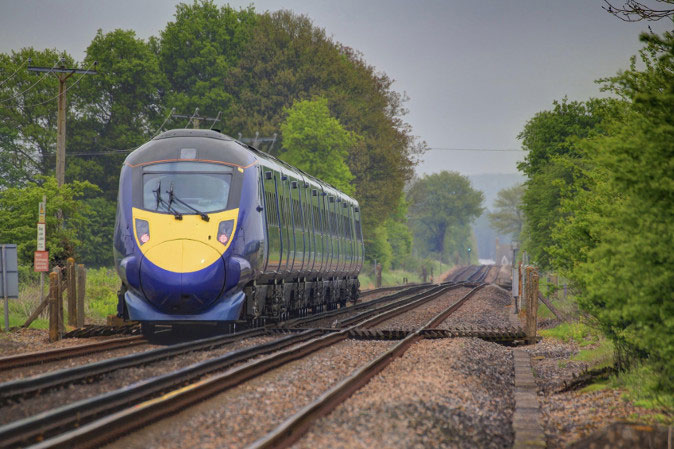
[114,129,364,334]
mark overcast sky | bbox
[0,0,668,175]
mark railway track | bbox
[0,286,440,402]
[1,265,514,448]
[0,283,469,448]
[0,285,431,375]
[248,283,488,448]
[0,336,145,371]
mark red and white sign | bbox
[34,251,49,272]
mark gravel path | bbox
[106,339,395,449]
[369,287,472,330]
[522,338,661,448]
[0,343,163,383]
[295,338,515,449]
[438,284,514,329]
[0,335,279,425]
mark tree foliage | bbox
[69,29,167,198]
[407,172,483,264]
[0,48,73,187]
[280,97,356,195]
[0,177,98,265]
[159,1,256,118]
[488,184,525,239]
[523,30,674,393]
[0,1,422,268]
[517,98,617,269]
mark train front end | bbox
[113,130,262,330]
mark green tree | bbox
[159,0,256,121]
[280,97,356,195]
[384,195,413,269]
[0,48,75,186]
[488,184,525,239]
[225,10,423,235]
[364,225,392,270]
[517,98,616,268]
[0,177,98,265]
[68,29,167,198]
[77,197,117,267]
[552,31,674,392]
[407,172,484,263]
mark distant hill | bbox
[468,173,525,260]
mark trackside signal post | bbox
[27,63,97,186]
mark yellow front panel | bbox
[132,207,239,273]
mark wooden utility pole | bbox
[28,63,97,186]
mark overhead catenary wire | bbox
[0,58,29,88]
[0,58,62,104]
[185,107,199,128]
[428,147,524,152]
[152,107,176,138]
[71,109,182,156]
[209,111,222,130]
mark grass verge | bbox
[3,266,120,330]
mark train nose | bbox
[139,240,226,314]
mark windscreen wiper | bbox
[154,181,183,220]
[167,184,209,221]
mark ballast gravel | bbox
[105,339,395,449]
[370,287,472,330]
[295,337,515,449]
[0,335,279,425]
[438,284,514,329]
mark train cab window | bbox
[142,162,232,214]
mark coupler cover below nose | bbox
[139,240,226,314]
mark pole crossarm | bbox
[28,66,98,75]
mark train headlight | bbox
[135,219,150,245]
[217,220,235,245]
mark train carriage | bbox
[113,129,363,333]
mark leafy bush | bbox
[0,177,98,266]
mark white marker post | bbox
[35,196,49,303]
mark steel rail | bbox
[282,284,433,328]
[0,329,323,449]
[0,286,434,401]
[247,283,486,449]
[0,336,145,371]
[0,328,265,402]
[339,283,465,329]
[358,283,426,298]
[464,265,484,282]
[446,265,473,282]
[1,285,456,449]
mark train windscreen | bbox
[142,162,233,214]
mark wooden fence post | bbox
[525,267,539,344]
[56,268,64,336]
[48,271,59,342]
[67,258,76,326]
[76,264,86,328]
